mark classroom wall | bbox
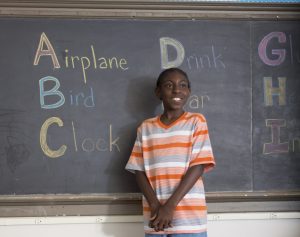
[1,213,300,237]
[0,3,299,237]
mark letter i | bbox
[70,91,74,105]
[65,49,69,68]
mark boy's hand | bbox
[149,202,160,227]
[151,203,174,232]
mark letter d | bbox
[160,37,185,69]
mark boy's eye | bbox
[164,83,173,88]
[180,82,188,88]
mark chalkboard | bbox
[0,18,299,195]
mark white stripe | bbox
[145,162,187,170]
[145,224,207,231]
[142,130,193,140]
[192,146,211,154]
[156,193,206,199]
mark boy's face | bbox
[155,71,191,112]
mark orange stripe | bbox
[143,142,192,152]
[131,152,143,158]
[185,114,206,122]
[190,157,213,164]
[176,206,207,211]
[143,206,207,212]
[157,112,187,129]
[193,130,208,137]
[149,174,183,181]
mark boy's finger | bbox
[149,220,154,228]
[149,213,157,221]
[158,221,165,231]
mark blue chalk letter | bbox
[39,76,65,109]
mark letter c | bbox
[40,117,67,158]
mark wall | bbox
[0,2,299,237]
[1,213,300,237]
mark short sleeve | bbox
[125,127,145,173]
[189,115,215,173]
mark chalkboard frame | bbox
[0,0,300,20]
[0,192,299,217]
[0,2,300,215]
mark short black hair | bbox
[156,68,191,89]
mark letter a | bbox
[160,37,185,69]
[33,32,60,68]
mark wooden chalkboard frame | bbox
[0,192,299,217]
[0,1,299,215]
[0,0,299,20]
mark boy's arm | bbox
[135,171,161,221]
[152,164,204,232]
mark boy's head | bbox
[156,68,191,90]
[155,68,191,111]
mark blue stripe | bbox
[172,217,207,226]
[153,184,205,196]
[146,154,190,165]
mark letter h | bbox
[263,77,286,106]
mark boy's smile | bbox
[155,71,191,113]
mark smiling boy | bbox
[126,68,215,237]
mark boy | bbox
[126,68,215,236]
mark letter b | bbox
[39,76,65,109]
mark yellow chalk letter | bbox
[40,117,67,158]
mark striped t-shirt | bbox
[125,112,215,234]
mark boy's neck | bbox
[160,110,185,125]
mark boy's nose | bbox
[172,84,180,93]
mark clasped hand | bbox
[149,203,174,232]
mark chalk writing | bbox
[263,119,289,154]
[263,76,286,106]
[258,32,286,66]
[258,31,300,66]
[160,37,185,69]
[34,33,129,84]
[40,117,120,158]
[64,46,129,84]
[33,32,60,69]
[40,117,67,158]
[186,46,225,70]
[69,87,95,108]
[71,122,120,153]
[71,121,78,152]
[39,76,95,109]
[39,76,65,109]
[186,94,210,110]
[160,37,225,70]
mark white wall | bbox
[0,213,299,237]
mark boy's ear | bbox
[155,87,162,100]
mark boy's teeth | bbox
[173,98,181,101]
